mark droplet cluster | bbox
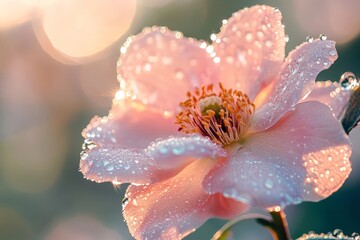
[253,38,338,131]
[297,229,359,240]
[79,142,157,185]
[116,26,218,112]
[82,115,118,145]
[306,80,351,118]
[123,159,214,240]
[303,145,351,198]
[146,134,226,164]
[213,5,286,99]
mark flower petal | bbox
[82,103,178,149]
[302,80,350,118]
[251,39,338,132]
[117,27,218,112]
[123,159,247,240]
[213,5,285,100]
[145,134,226,169]
[203,102,351,208]
[80,134,226,185]
[80,145,154,185]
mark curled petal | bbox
[80,146,155,185]
[203,102,351,208]
[145,134,226,169]
[302,80,351,118]
[80,134,226,185]
[214,5,285,100]
[123,159,247,240]
[117,27,218,112]
[82,104,178,149]
[251,39,338,132]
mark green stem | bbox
[211,208,291,240]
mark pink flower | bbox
[79,5,352,240]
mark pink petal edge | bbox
[251,39,338,132]
[80,134,226,185]
[302,80,351,118]
[203,101,351,208]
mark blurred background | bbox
[0,0,359,239]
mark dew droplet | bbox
[306,36,314,43]
[122,197,129,207]
[284,35,289,42]
[175,70,184,80]
[273,7,280,13]
[333,229,343,237]
[329,50,337,56]
[143,63,151,72]
[172,145,185,155]
[210,33,217,41]
[340,72,358,91]
[80,151,88,160]
[245,33,253,42]
[319,34,327,41]
[265,179,274,189]
[82,139,97,151]
[352,233,360,240]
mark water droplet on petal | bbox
[265,179,274,189]
[329,50,337,56]
[245,33,253,42]
[306,36,314,43]
[340,72,358,91]
[174,70,184,80]
[319,34,327,41]
[122,197,129,207]
[284,35,289,42]
[80,151,88,160]
[210,33,217,41]
[106,165,114,171]
[82,139,97,151]
[172,145,185,155]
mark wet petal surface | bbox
[80,134,226,185]
[82,104,177,149]
[251,39,338,132]
[123,159,247,240]
[117,27,218,112]
[302,80,351,118]
[204,102,351,208]
[213,5,285,100]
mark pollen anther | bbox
[176,84,255,146]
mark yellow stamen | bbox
[175,84,255,146]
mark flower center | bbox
[176,83,255,146]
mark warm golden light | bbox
[0,0,37,30]
[35,0,136,62]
